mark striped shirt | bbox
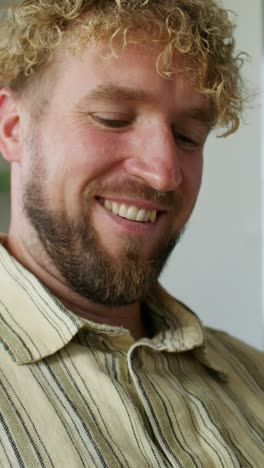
[0,237,263,468]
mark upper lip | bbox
[97,196,171,212]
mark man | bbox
[0,0,263,466]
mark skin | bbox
[0,41,211,339]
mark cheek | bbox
[181,153,203,198]
[169,155,203,231]
[56,129,128,209]
[63,129,125,177]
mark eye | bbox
[178,134,197,145]
[91,114,130,128]
[173,130,202,151]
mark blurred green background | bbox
[0,0,12,193]
[0,159,10,193]
[0,157,10,232]
[0,170,10,192]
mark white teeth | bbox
[127,206,139,220]
[104,200,112,210]
[136,208,146,222]
[103,199,157,223]
[119,204,128,218]
[145,211,151,222]
[112,202,119,215]
[150,210,157,223]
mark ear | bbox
[0,88,22,163]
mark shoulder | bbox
[204,327,264,385]
[205,326,263,359]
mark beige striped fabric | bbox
[0,238,263,467]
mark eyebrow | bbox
[181,107,215,125]
[77,82,215,124]
[78,83,153,105]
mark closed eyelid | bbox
[172,118,211,138]
[90,111,131,118]
[90,112,133,123]
[89,113,133,129]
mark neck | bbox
[6,232,148,340]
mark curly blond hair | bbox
[0,0,246,135]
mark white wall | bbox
[161,0,263,349]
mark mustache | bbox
[83,178,182,210]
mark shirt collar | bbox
[0,237,83,364]
[0,235,227,380]
[142,285,228,382]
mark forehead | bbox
[46,41,210,117]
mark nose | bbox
[123,124,182,192]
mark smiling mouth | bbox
[98,198,158,223]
